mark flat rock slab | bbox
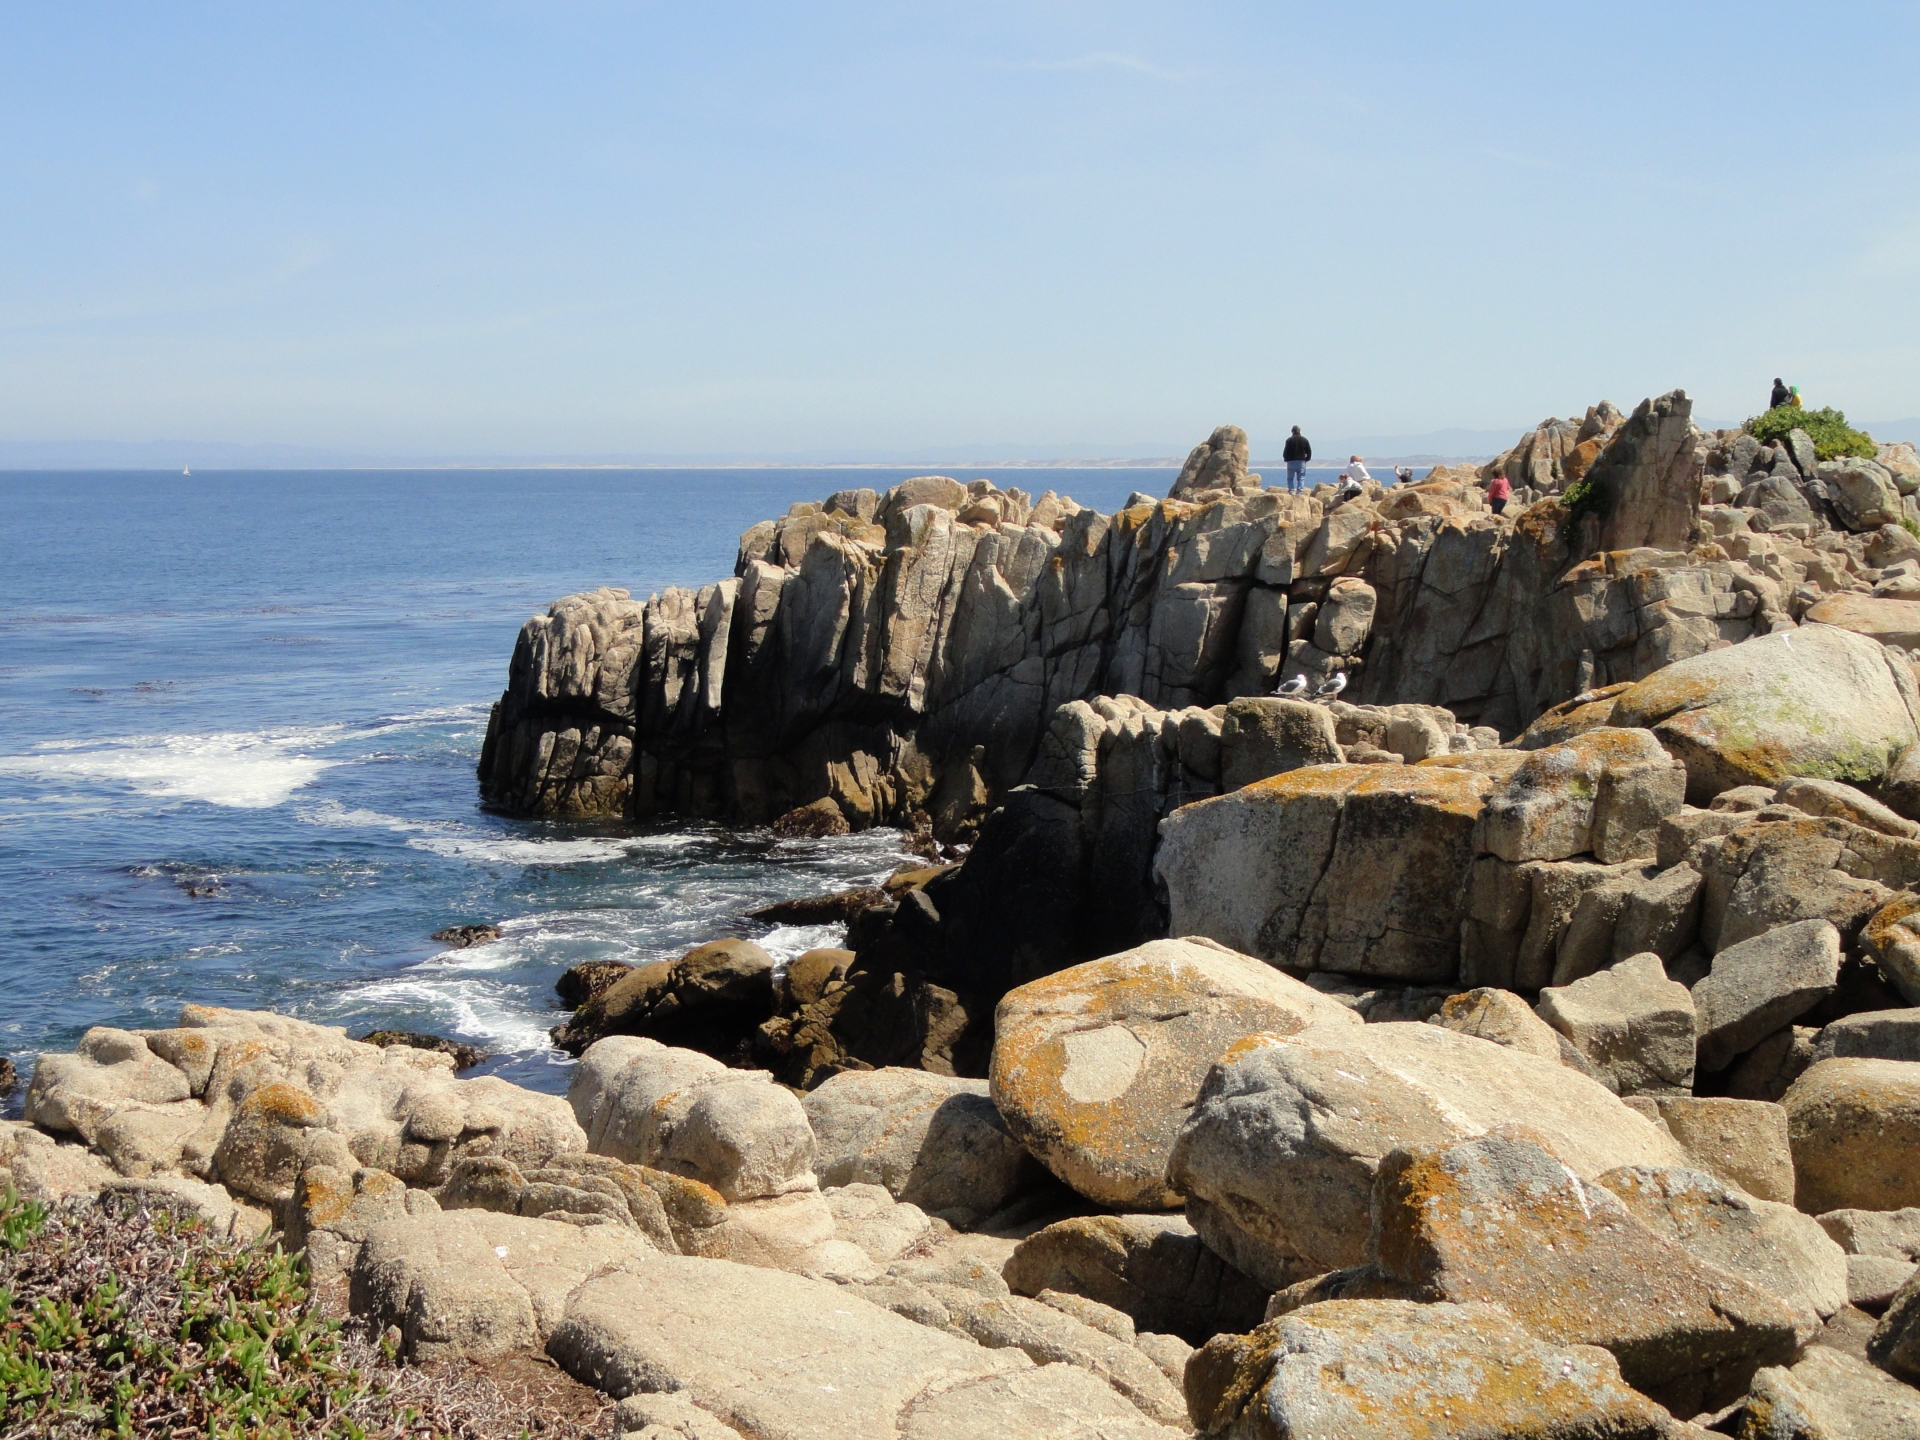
[1166,1021,1686,1284]
[1186,1299,1675,1440]
[550,1253,1183,1440]
[353,1208,656,1362]
[989,937,1358,1210]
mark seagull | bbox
[1315,672,1349,701]
[1275,673,1309,697]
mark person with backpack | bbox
[1770,378,1790,410]
[1282,427,1311,494]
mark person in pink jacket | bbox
[1487,474,1512,515]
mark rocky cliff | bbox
[489,390,1907,836]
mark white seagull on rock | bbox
[1315,672,1348,701]
[1275,674,1309,697]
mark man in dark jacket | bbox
[1282,427,1311,493]
[1770,378,1790,410]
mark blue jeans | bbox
[1286,459,1306,492]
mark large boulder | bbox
[1185,1300,1676,1440]
[801,1067,1043,1222]
[1001,1214,1269,1344]
[1156,764,1494,984]
[1426,986,1566,1061]
[1733,1346,1920,1440]
[1692,920,1843,1072]
[1598,1163,1846,1343]
[988,938,1359,1210]
[1361,1135,1800,1403]
[1784,1057,1920,1213]
[1647,1096,1795,1203]
[1214,698,1342,792]
[1482,728,1686,865]
[1164,1021,1686,1285]
[1603,624,1920,802]
[1806,594,1920,651]
[567,1036,816,1203]
[551,938,776,1057]
[1536,952,1697,1095]
[550,1252,1185,1439]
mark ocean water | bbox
[0,465,1218,1100]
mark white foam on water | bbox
[407,832,639,865]
[336,974,559,1055]
[0,728,340,810]
[299,798,646,866]
[757,922,850,971]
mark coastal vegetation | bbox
[1745,402,1878,460]
[0,1187,594,1439]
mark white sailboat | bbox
[182,464,191,475]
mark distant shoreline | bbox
[0,455,1496,474]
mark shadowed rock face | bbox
[476,398,1806,833]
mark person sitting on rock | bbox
[1487,473,1512,515]
[1789,384,1803,408]
[1771,377,1790,410]
[1282,426,1311,493]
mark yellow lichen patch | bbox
[1243,764,1369,800]
[1865,893,1920,951]
[1219,1031,1295,1066]
[236,1080,325,1128]
[1347,763,1494,818]
[295,1166,357,1229]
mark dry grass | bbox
[0,1187,612,1439]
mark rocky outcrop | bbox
[482,396,1867,833]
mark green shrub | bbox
[1744,405,1877,461]
[1558,472,1611,550]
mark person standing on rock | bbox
[1770,377,1790,410]
[1283,426,1311,493]
[1487,473,1512,515]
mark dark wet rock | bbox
[554,960,635,1008]
[0,1058,16,1099]
[432,924,501,949]
[552,938,776,1059]
[748,887,887,926]
[770,799,850,838]
[354,1029,486,1072]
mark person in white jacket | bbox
[1334,455,1370,502]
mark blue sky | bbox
[4,2,1917,460]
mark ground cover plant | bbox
[0,1185,605,1439]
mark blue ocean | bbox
[0,465,1235,1100]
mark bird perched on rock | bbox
[1275,674,1309,698]
[1315,672,1348,701]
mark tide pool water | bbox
[0,465,1195,1098]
